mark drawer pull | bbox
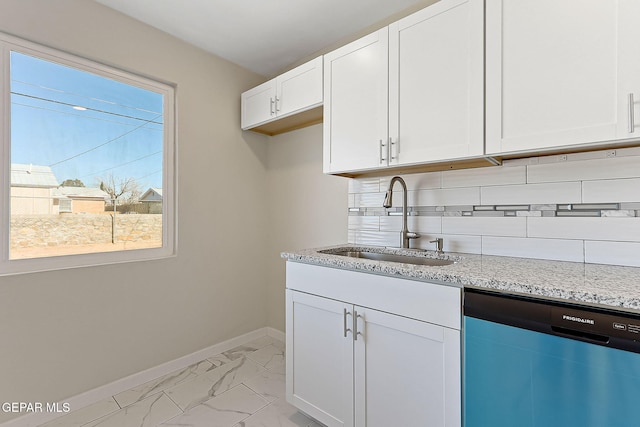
[343,308,352,338]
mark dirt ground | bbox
[10,240,163,260]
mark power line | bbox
[49,114,163,167]
[135,169,162,181]
[11,79,162,116]
[11,101,162,130]
[11,92,163,124]
[78,151,162,179]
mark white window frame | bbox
[0,32,177,275]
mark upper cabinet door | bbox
[486,0,640,155]
[388,0,484,166]
[241,79,276,130]
[618,0,640,140]
[323,28,389,174]
[276,56,323,118]
[241,57,323,132]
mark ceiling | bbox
[95,0,429,77]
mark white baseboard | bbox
[266,326,285,342]
[1,327,283,427]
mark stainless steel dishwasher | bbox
[464,288,640,427]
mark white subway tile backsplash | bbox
[379,216,442,234]
[354,192,386,208]
[412,187,480,206]
[481,182,581,205]
[528,156,640,183]
[348,216,379,230]
[583,178,640,203]
[443,235,483,254]
[601,210,635,217]
[355,230,400,247]
[414,216,442,234]
[349,177,380,193]
[345,147,640,266]
[378,216,400,231]
[381,171,441,191]
[482,236,584,262]
[412,234,482,254]
[528,217,640,242]
[442,217,526,237]
[585,241,640,267]
[442,165,526,188]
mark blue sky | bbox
[10,51,164,190]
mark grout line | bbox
[161,390,184,415]
[113,395,122,410]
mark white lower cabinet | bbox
[286,262,461,427]
[286,291,354,427]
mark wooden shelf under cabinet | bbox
[245,106,322,136]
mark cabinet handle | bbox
[343,309,352,338]
[275,96,280,112]
[270,98,275,115]
[379,140,387,164]
[353,310,363,341]
[629,93,635,134]
[389,137,399,161]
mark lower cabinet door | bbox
[286,290,354,427]
[354,306,461,427]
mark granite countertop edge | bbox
[281,244,640,313]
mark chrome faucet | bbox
[430,238,444,254]
[383,176,421,249]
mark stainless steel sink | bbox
[332,251,455,266]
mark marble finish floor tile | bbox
[246,344,285,374]
[208,353,234,368]
[244,336,280,350]
[222,336,280,361]
[82,393,181,427]
[114,359,217,407]
[233,398,324,427]
[35,337,320,427]
[160,384,269,427]
[242,370,286,403]
[165,357,266,411]
[39,397,121,427]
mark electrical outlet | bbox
[559,154,568,162]
[606,150,617,158]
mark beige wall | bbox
[0,0,269,422]
[10,187,56,215]
[71,199,105,214]
[266,124,348,330]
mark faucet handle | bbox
[407,232,421,240]
[429,238,444,253]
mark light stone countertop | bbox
[281,245,640,314]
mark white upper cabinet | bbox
[241,56,323,132]
[323,0,483,174]
[242,79,277,130]
[388,0,484,166]
[276,57,323,118]
[323,29,389,173]
[486,0,640,155]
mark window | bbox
[1,33,175,274]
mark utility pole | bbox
[112,197,116,243]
